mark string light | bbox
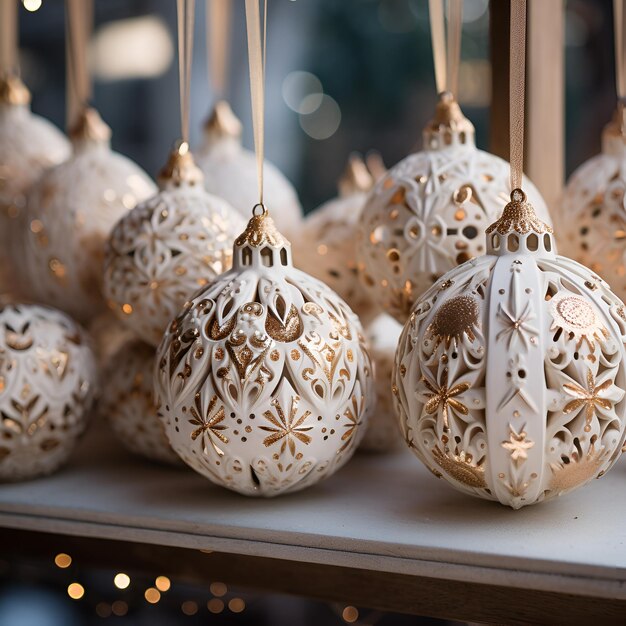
[22,0,42,11]
[207,599,224,614]
[181,600,198,616]
[155,576,171,592]
[67,583,84,600]
[228,598,245,613]
[342,606,359,623]
[54,553,72,569]
[144,587,161,604]
[113,573,131,589]
[209,582,227,597]
[95,603,112,618]
[111,601,128,616]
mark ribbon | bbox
[428,0,462,97]
[509,0,526,191]
[66,0,93,125]
[177,0,196,144]
[615,0,626,101]
[244,0,267,210]
[208,0,232,97]
[0,0,17,77]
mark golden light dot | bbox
[122,303,133,314]
[103,188,116,202]
[454,209,466,221]
[207,598,224,614]
[181,600,198,615]
[228,598,245,613]
[23,0,42,11]
[342,606,359,623]
[317,244,328,255]
[67,583,84,600]
[48,258,66,278]
[54,553,72,568]
[30,219,44,233]
[95,602,111,618]
[144,587,161,604]
[155,576,171,592]
[150,281,159,290]
[111,600,128,616]
[114,573,130,589]
[210,582,227,597]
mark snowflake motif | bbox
[189,393,229,457]
[501,423,534,465]
[563,369,616,432]
[419,367,470,431]
[339,395,365,453]
[496,299,539,349]
[260,395,312,456]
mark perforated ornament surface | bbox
[393,194,626,508]
[156,212,374,496]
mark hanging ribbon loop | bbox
[428,0,463,98]
[176,0,196,145]
[245,0,267,210]
[509,0,526,192]
[0,0,17,78]
[66,0,93,126]
[208,0,232,98]
[615,0,626,102]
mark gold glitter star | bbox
[421,368,470,431]
[563,369,614,432]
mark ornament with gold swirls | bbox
[155,209,374,496]
[194,101,302,237]
[15,107,156,325]
[103,143,243,347]
[296,154,377,322]
[0,75,70,295]
[393,190,626,509]
[0,302,97,481]
[100,340,180,465]
[356,93,552,323]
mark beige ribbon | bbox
[0,0,17,77]
[208,0,232,97]
[428,0,462,97]
[615,0,626,101]
[245,0,267,209]
[66,0,93,125]
[509,0,526,191]
[177,0,196,144]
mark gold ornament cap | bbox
[338,154,373,197]
[157,141,204,188]
[0,74,31,106]
[233,205,292,270]
[68,106,112,145]
[486,189,555,256]
[602,100,626,155]
[423,91,475,151]
[204,100,243,142]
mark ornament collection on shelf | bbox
[0,0,625,512]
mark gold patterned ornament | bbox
[358,313,404,452]
[296,154,377,322]
[100,340,180,465]
[155,209,375,496]
[0,75,70,294]
[103,143,243,346]
[15,107,156,324]
[356,93,552,323]
[194,101,303,236]
[393,190,626,508]
[0,302,98,481]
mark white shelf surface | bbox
[0,422,625,600]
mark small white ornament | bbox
[394,190,626,509]
[0,302,97,481]
[0,76,70,294]
[557,102,626,292]
[357,93,552,323]
[156,209,374,496]
[195,101,302,236]
[359,313,404,452]
[296,155,375,321]
[100,340,179,465]
[16,108,156,324]
[103,145,243,347]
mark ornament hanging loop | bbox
[176,0,196,145]
[252,202,267,216]
[428,0,463,99]
[509,0,527,193]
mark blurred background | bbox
[3,0,619,623]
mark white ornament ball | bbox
[359,313,404,452]
[155,210,374,496]
[195,101,302,236]
[0,302,97,481]
[296,155,375,321]
[394,190,626,509]
[103,145,243,347]
[16,108,156,324]
[0,76,70,294]
[357,93,552,323]
[557,103,626,293]
[87,312,136,370]
[100,340,179,465]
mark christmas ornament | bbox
[87,312,136,369]
[356,0,551,323]
[0,303,97,481]
[155,0,374,496]
[296,154,376,321]
[557,2,626,292]
[103,144,243,347]
[195,100,303,235]
[359,313,403,452]
[101,340,179,465]
[393,0,626,509]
